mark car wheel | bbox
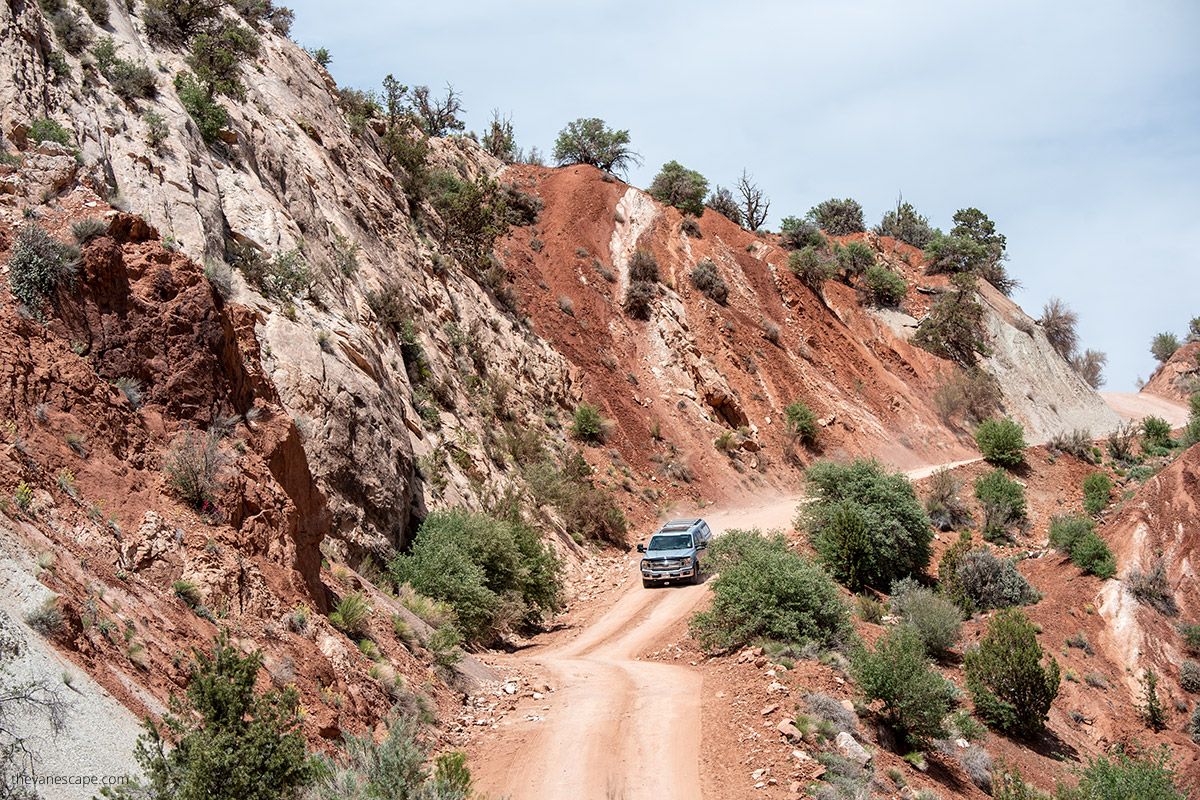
[642,577,652,588]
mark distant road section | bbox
[1101,393,1191,427]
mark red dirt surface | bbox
[498,165,976,529]
[0,198,465,752]
[1142,341,1200,403]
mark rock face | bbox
[0,0,1128,565]
[0,213,326,606]
[978,282,1123,441]
[1143,340,1200,402]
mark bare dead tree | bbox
[737,170,769,231]
[1,661,68,794]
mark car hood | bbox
[642,548,694,560]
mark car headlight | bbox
[681,557,692,567]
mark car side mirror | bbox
[636,544,645,553]
[698,541,707,549]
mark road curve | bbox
[468,474,987,798]
[468,497,804,800]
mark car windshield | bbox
[648,534,692,551]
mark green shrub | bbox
[974,417,1027,467]
[1048,428,1093,461]
[24,598,64,635]
[1181,660,1200,693]
[307,712,467,800]
[850,625,956,747]
[911,273,989,365]
[949,207,1015,295]
[787,245,835,290]
[522,453,627,546]
[174,71,229,144]
[924,467,971,531]
[122,631,310,800]
[932,366,1000,425]
[1150,332,1180,363]
[806,198,865,235]
[570,402,607,442]
[799,457,933,592]
[861,265,907,306]
[163,430,225,510]
[552,118,640,175]
[689,529,850,651]
[388,509,563,645]
[1107,420,1139,462]
[229,0,293,35]
[1049,512,1096,551]
[7,222,75,315]
[992,759,1047,800]
[1081,471,1112,515]
[51,8,92,54]
[834,240,875,282]
[874,199,935,249]
[706,186,743,225]
[186,19,260,100]
[955,546,1038,611]
[779,217,825,250]
[1126,560,1176,616]
[1069,532,1116,579]
[624,280,655,320]
[649,161,708,216]
[1181,623,1200,655]
[172,579,203,608]
[72,217,108,244]
[964,608,1059,737]
[328,591,371,637]
[1141,416,1172,449]
[784,400,819,445]
[1055,746,1185,800]
[92,37,158,101]
[1070,348,1108,389]
[265,248,311,300]
[690,261,727,304]
[1040,297,1078,359]
[628,248,659,283]
[29,117,71,146]
[974,468,1027,541]
[428,171,510,269]
[890,578,962,658]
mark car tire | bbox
[691,563,702,585]
[642,577,652,588]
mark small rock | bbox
[751,768,767,780]
[835,731,871,766]
[767,682,786,693]
[777,721,802,742]
[789,781,802,794]
[503,683,517,695]
[760,704,779,716]
[900,788,916,800]
[791,750,811,762]
[956,738,969,748]
[767,778,777,786]
[754,657,768,668]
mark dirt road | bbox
[469,391,1193,798]
[468,496,805,800]
[1100,392,1190,427]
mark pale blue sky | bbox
[288,1,1200,392]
